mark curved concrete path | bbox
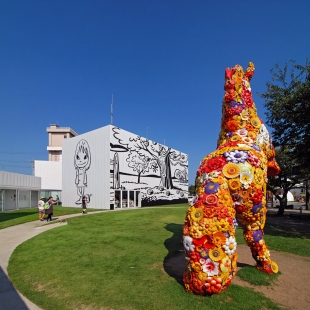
[0,211,106,310]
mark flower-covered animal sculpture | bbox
[183,62,281,295]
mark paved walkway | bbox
[0,212,105,310]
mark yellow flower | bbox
[190,207,204,222]
[223,163,240,178]
[250,117,261,129]
[271,261,279,273]
[231,135,241,142]
[201,218,217,235]
[189,223,203,238]
[240,110,249,120]
[238,119,247,128]
[217,189,233,207]
[191,261,202,272]
[197,186,204,195]
[209,247,225,261]
[198,271,207,281]
[231,252,238,270]
[220,272,230,285]
[220,257,231,273]
[215,219,230,232]
[248,131,257,139]
[254,168,264,188]
[228,178,241,191]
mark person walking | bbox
[82,196,88,214]
[45,196,59,222]
[38,197,45,221]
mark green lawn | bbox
[0,206,101,230]
[7,205,290,310]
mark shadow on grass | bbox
[264,221,310,239]
[163,223,186,285]
[0,210,37,223]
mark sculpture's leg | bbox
[235,185,278,274]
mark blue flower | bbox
[204,182,220,194]
[252,202,262,214]
[252,144,261,152]
[253,230,263,242]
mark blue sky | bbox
[0,0,309,185]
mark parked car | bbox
[188,196,194,203]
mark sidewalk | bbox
[0,211,105,310]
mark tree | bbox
[188,185,196,195]
[259,60,310,212]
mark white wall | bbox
[109,126,188,206]
[62,126,111,209]
[34,161,62,190]
[0,171,41,189]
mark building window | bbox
[64,134,67,138]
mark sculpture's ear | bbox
[246,62,255,80]
[225,68,233,79]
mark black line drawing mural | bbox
[113,152,120,189]
[74,139,92,204]
[109,127,188,205]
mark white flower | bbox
[183,236,195,252]
[202,259,219,276]
[256,124,270,145]
[223,236,237,255]
[240,171,253,189]
[236,128,248,137]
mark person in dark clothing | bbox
[45,196,59,221]
[82,196,88,214]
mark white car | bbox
[188,196,194,203]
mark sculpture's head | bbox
[217,62,280,176]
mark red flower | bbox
[225,68,233,79]
[225,107,235,117]
[235,204,245,214]
[225,93,235,103]
[251,190,263,205]
[205,157,226,173]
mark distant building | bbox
[47,124,78,161]
[33,124,78,201]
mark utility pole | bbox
[110,94,113,125]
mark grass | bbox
[237,267,281,286]
[0,206,101,230]
[8,205,285,310]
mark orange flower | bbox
[228,178,241,191]
[225,120,239,132]
[212,231,227,246]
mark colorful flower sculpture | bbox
[183,62,281,295]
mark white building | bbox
[0,171,41,211]
[62,125,188,209]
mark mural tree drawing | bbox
[128,136,188,189]
[126,152,152,183]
